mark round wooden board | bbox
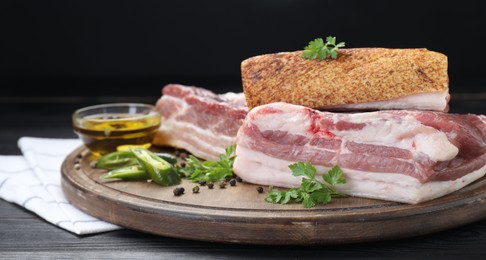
[61,145,486,245]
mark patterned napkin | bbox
[0,137,122,235]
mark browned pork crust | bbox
[241,48,448,110]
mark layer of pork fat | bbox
[320,91,450,112]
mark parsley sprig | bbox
[181,145,236,182]
[265,162,346,208]
[301,36,345,61]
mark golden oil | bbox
[73,113,161,156]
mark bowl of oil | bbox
[72,103,161,156]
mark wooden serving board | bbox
[61,145,486,245]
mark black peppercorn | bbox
[207,182,214,189]
[219,182,226,189]
[175,150,181,157]
[256,186,264,193]
[192,186,200,193]
[198,180,206,186]
[229,178,236,186]
[235,176,242,182]
[180,162,186,168]
[173,187,185,196]
[180,152,188,159]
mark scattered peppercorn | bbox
[76,154,83,159]
[219,182,227,189]
[180,162,186,168]
[256,186,264,193]
[173,187,185,196]
[207,182,214,189]
[175,150,181,157]
[224,175,232,182]
[229,178,236,186]
[235,176,242,182]
[179,152,188,159]
[198,180,207,186]
[192,186,200,193]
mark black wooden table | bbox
[1,97,485,259]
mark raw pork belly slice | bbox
[153,84,247,161]
[234,102,486,204]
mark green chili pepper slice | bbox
[154,153,178,165]
[100,165,148,180]
[131,148,181,186]
[95,151,139,170]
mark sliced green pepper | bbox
[100,165,148,180]
[131,148,181,186]
[154,152,178,165]
[96,151,139,170]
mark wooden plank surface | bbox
[61,145,486,245]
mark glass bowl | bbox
[72,103,161,156]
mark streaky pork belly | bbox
[153,84,247,161]
[234,102,486,204]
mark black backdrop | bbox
[2,0,486,98]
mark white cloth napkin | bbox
[0,137,122,235]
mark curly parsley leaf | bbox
[301,36,345,61]
[180,145,236,182]
[265,162,346,208]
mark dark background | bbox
[2,0,486,100]
[1,2,486,256]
